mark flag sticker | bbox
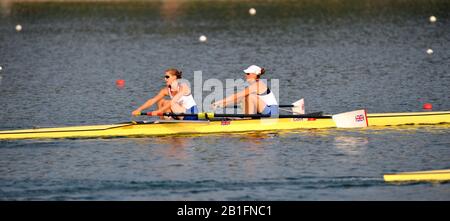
[355,114,365,122]
[332,109,368,128]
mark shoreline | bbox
[1,0,250,2]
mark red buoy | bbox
[423,103,432,110]
[116,79,125,88]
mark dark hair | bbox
[166,68,182,79]
[257,68,265,79]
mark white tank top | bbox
[258,89,278,106]
[168,84,197,109]
[256,83,278,106]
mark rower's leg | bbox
[158,99,172,119]
[170,101,187,120]
[243,95,249,114]
[170,102,186,114]
[158,99,171,112]
[245,94,266,114]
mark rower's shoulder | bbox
[257,79,268,85]
[250,80,268,88]
[178,80,191,87]
[158,87,169,95]
[178,81,192,91]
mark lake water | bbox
[0,0,449,200]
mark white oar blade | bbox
[292,98,305,114]
[332,109,368,128]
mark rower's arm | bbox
[132,89,167,114]
[156,100,172,113]
[170,84,188,105]
[218,87,251,107]
[156,84,188,112]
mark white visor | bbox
[243,65,262,75]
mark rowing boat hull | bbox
[384,169,450,182]
[0,118,335,140]
[0,111,449,140]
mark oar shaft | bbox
[233,104,294,108]
[140,112,330,119]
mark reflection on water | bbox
[333,136,368,156]
[133,136,192,160]
[154,137,192,160]
[361,124,450,135]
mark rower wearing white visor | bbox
[212,65,279,115]
[132,68,198,120]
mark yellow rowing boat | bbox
[384,169,450,182]
[0,111,449,140]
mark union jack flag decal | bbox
[355,114,365,122]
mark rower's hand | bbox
[211,102,221,110]
[211,103,218,110]
[132,110,141,116]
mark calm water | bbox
[0,0,449,200]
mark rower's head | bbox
[165,68,182,86]
[243,65,265,82]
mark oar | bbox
[140,109,369,128]
[233,104,296,108]
[232,98,304,108]
[232,98,305,114]
[141,112,329,119]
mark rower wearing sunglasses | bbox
[132,68,198,120]
[212,65,279,115]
